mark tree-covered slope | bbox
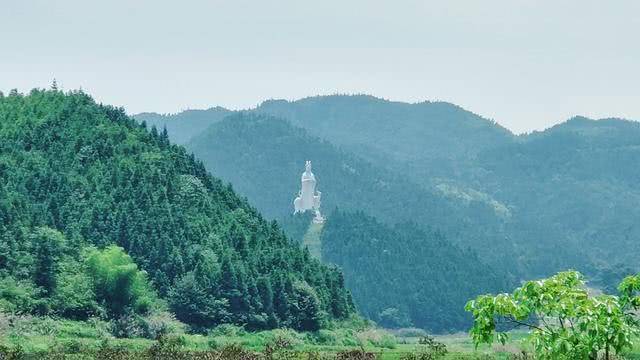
[0,89,353,331]
[255,95,515,178]
[322,210,509,332]
[134,107,232,145]
[474,116,640,272]
[186,113,520,273]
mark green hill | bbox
[255,95,515,179]
[0,89,353,332]
[474,116,640,272]
[186,113,591,279]
[321,210,509,332]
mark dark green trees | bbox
[322,210,510,332]
[0,89,353,331]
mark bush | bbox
[209,324,246,337]
[377,308,412,329]
[84,246,161,317]
[0,344,24,360]
[394,328,428,338]
[0,276,39,313]
[311,329,339,345]
[0,312,12,336]
[336,349,377,360]
[138,311,186,339]
[51,263,100,319]
[264,328,303,348]
[109,311,143,338]
[355,329,397,349]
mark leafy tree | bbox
[51,259,100,319]
[31,227,66,296]
[168,272,230,329]
[84,245,159,316]
[289,281,323,331]
[465,271,640,359]
[378,308,413,329]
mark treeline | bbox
[0,89,353,333]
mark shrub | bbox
[336,349,377,360]
[138,311,186,339]
[84,246,160,317]
[394,328,428,338]
[312,329,339,345]
[0,276,39,314]
[0,344,24,360]
[109,311,143,338]
[209,324,246,337]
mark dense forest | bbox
[0,89,354,334]
[250,96,640,278]
[255,95,514,180]
[184,112,585,279]
[185,113,515,331]
[321,210,509,332]
[136,95,640,332]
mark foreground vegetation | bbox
[467,271,640,359]
[0,314,520,359]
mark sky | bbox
[1,0,638,134]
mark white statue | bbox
[294,161,324,223]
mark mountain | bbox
[254,95,515,179]
[321,210,509,332]
[187,113,520,264]
[474,116,640,271]
[140,95,640,329]
[134,107,232,145]
[250,97,640,277]
[0,89,353,332]
[186,112,597,280]
[187,112,522,331]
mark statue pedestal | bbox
[312,211,325,224]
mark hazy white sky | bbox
[1,0,638,133]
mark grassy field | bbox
[2,316,640,359]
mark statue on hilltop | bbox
[294,161,324,223]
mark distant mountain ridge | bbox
[255,95,516,179]
[135,107,231,144]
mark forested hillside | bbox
[322,210,509,332]
[0,89,353,332]
[474,117,640,273]
[255,95,515,179]
[186,113,589,279]
[251,97,640,278]
[134,96,640,331]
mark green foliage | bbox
[323,210,508,332]
[186,113,513,331]
[466,270,640,359]
[0,89,353,329]
[0,276,39,313]
[84,245,158,316]
[50,259,100,319]
[31,227,66,296]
